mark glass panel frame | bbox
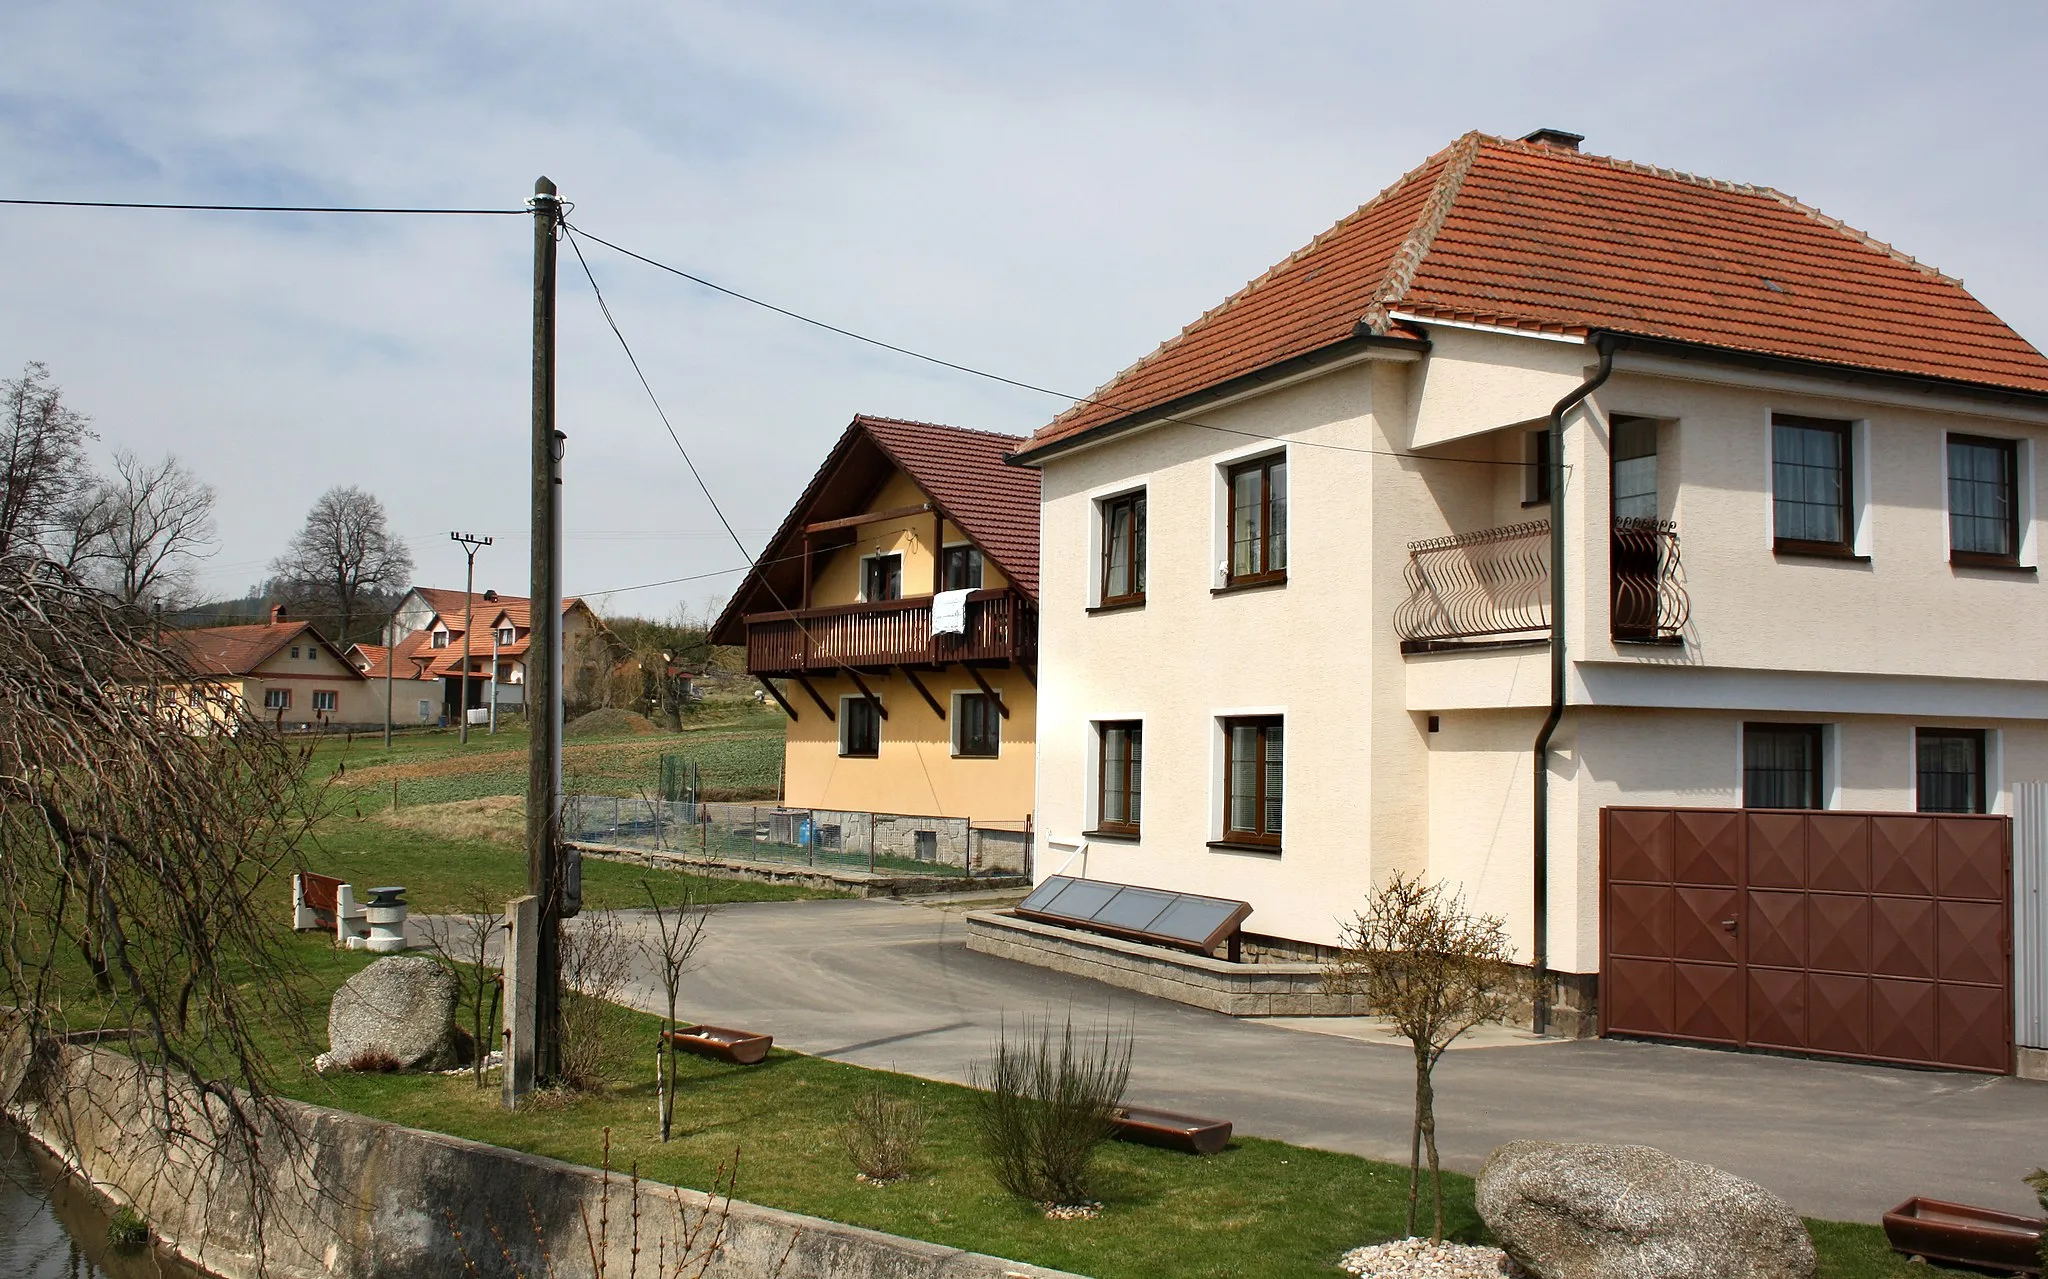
[1916,728,1987,814]
[1772,415,1853,554]
[1095,720,1142,835]
[954,692,1000,758]
[840,697,881,758]
[1221,715,1283,846]
[1099,492,1146,606]
[1947,435,2020,565]
[1742,721,1824,810]
[1226,455,1288,587]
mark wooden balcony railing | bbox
[1395,518,1689,652]
[744,588,1037,675]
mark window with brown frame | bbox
[1771,415,1854,555]
[942,544,984,591]
[861,552,903,602]
[1220,716,1283,847]
[953,692,1000,758]
[1947,435,2021,566]
[1743,722,1824,809]
[839,696,880,757]
[1916,728,1987,814]
[1227,454,1287,586]
[1095,721,1142,836]
[1099,491,1146,606]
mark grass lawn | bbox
[274,938,1928,1279]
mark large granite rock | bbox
[1477,1140,1815,1279]
[328,956,460,1071]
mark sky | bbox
[5,1,2046,620]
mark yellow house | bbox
[711,415,1040,863]
[168,605,403,730]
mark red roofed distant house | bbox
[710,415,1039,871]
[1004,130,2048,1073]
[167,604,403,730]
[381,587,621,721]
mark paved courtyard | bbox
[600,896,2048,1223]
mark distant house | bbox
[345,633,446,727]
[711,414,1040,845]
[167,605,407,730]
[387,587,620,718]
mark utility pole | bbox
[526,176,567,1086]
[451,532,493,743]
[383,609,395,750]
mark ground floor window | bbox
[954,692,1000,758]
[1742,722,1824,809]
[1096,721,1142,835]
[418,699,434,720]
[1917,728,1987,814]
[263,688,291,710]
[1223,716,1283,846]
[840,696,881,757]
[312,690,338,712]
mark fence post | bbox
[809,812,816,868]
[869,812,876,875]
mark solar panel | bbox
[1014,876,1253,957]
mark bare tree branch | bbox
[0,363,97,561]
[269,485,414,644]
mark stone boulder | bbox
[1476,1140,1815,1279]
[327,956,461,1071]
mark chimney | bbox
[1522,128,1584,152]
[269,604,288,624]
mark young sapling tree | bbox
[642,878,715,1140]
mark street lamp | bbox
[451,532,492,744]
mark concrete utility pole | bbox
[451,532,493,744]
[486,588,501,735]
[525,176,567,1089]
[383,609,395,750]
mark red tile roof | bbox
[1022,132,2048,455]
[350,631,437,679]
[169,621,361,679]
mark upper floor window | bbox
[1227,454,1288,586]
[1100,491,1146,607]
[1222,716,1284,847]
[1611,418,1659,521]
[1771,415,1853,555]
[1524,430,1553,505]
[1096,721,1142,836]
[953,692,1000,758]
[1743,722,1824,809]
[861,552,903,602]
[497,625,517,644]
[289,646,300,659]
[431,629,450,649]
[1917,728,1987,814]
[840,696,880,757]
[942,545,983,591]
[1947,435,2020,566]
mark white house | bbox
[1007,129,2048,1073]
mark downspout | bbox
[1531,334,1616,1036]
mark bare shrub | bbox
[970,1016,1131,1208]
[1323,871,1519,1242]
[642,880,715,1141]
[417,887,507,1087]
[559,912,634,1092]
[842,1082,930,1183]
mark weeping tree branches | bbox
[0,555,322,1178]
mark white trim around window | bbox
[1208,705,1286,844]
[1211,442,1290,589]
[1085,713,1146,833]
[950,688,1001,758]
[857,551,904,602]
[1762,409,1871,555]
[1086,479,1148,609]
[838,694,881,757]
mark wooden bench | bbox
[661,1024,773,1065]
[1111,1105,1232,1155]
[293,871,344,931]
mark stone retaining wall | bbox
[4,1041,1079,1279]
[572,841,1030,899]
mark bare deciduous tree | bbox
[417,888,507,1088]
[0,363,97,560]
[269,485,414,643]
[0,555,322,1222]
[1323,872,1519,1243]
[92,450,219,607]
[641,879,715,1141]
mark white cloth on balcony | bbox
[931,588,971,637]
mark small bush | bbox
[565,708,657,738]
[559,912,634,1091]
[843,1082,930,1182]
[970,1016,1131,1207]
[106,1205,149,1249]
[344,1048,403,1073]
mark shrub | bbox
[344,1048,403,1073]
[970,1016,1131,1207]
[106,1205,149,1249]
[843,1082,930,1182]
[560,912,634,1091]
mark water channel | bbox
[1,1125,208,1279]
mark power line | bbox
[578,563,752,598]
[562,219,1556,468]
[0,198,525,214]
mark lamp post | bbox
[451,532,493,743]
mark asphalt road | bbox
[590,897,2048,1224]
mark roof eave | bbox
[1009,329,1431,468]
[1599,331,2048,411]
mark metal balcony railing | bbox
[1610,517,1689,643]
[743,588,1037,675]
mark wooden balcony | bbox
[743,588,1037,676]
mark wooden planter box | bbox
[1883,1197,2043,1274]
[663,1024,772,1066]
[1111,1105,1232,1156]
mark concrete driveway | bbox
[600,897,2048,1223]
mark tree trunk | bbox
[1420,1058,1443,1242]
[1407,1040,1426,1238]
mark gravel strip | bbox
[1337,1238,1521,1278]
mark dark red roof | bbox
[710,415,1040,644]
[1023,132,2048,454]
[170,620,361,679]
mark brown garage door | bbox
[1601,807,2012,1073]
